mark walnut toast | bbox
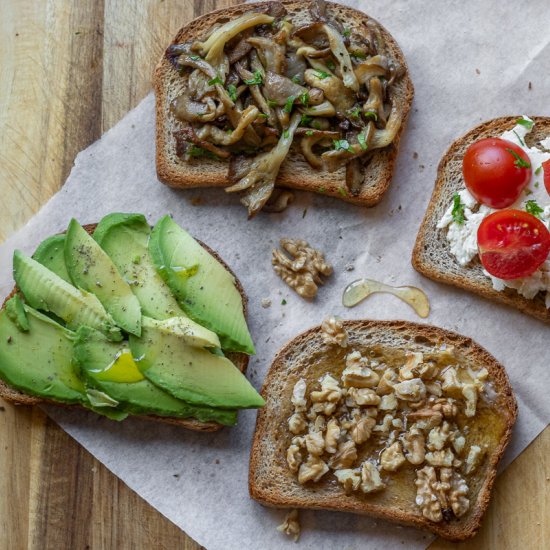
[0,224,249,433]
[154,1,414,212]
[249,319,517,541]
[413,116,550,324]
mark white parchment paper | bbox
[1,1,550,548]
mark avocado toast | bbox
[0,214,263,432]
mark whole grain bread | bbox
[153,1,414,207]
[0,224,250,432]
[412,116,550,324]
[249,320,517,541]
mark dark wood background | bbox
[0,1,548,548]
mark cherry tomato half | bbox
[543,159,550,196]
[463,138,532,209]
[477,209,550,279]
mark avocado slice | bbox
[74,326,237,425]
[0,305,86,403]
[5,294,29,332]
[33,234,71,283]
[93,213,186,320]
[142,316,220,349]
[65,219,142,336]
[149,215,255,354]
[129,319,264,409]
[13,250,122,341]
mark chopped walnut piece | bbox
[393,378,427,402]
[426,448,455,467]
[346,387,381,407]
[462,383,478,417]
[310,414,326,433]
[464,445,486,475]
[432,398,458,419]
[449,470,470,517]
[272,239,333,299]
[380,441,406,471]
[440,367,462,398]
[342,353,380,388]
[329,440,357,470]
[360,461,385,493]
[415,466,444,522]
[334,468,362,492]
[287,439,305,472]
[321,316,349,348]
[288,412,307,435]
[402,426,426,465]
[309,401,338,416]
[277,509,301,542]
[291,379,308,412]
[373,413,394,435]
[298,454,329,483]
[379,393,398,410]
[376,368,398,395]
[310,374,344,404]
[324,418,340,453]
[351,415,376,445]
[305,431,325,456]
[425,381,442,397]
[427,422,451,451]
[418,361,439,380]
[451,432,466,455]
[399,352,423,380]
[407,408,443,430]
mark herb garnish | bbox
[283,129,289,139]
[364,111,378,121]
[227,84,237,102]
[343,27,351,37]
[267,99,278,107]
[516,118,534,130]
[208,76,223,86]
[291,75,302,84]
[300,114,312,126]
[306,130,313,136]
[189,54,201,61]
[451,192,466,224]
[326,59,336,70]
[333,139,352,152]
[349,106,362,118]
[314,69,330,80]
[244,70,263,86]
[513,130,525,147]
[281,299,287,305]
[535,166,542,175]
[299,91,310,107]
[506,148,531,168]
[284,96,296,113]
[357,131,368,151]
[188,145,217,159]
[525,199,544,218]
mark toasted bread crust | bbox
[412,116,550,323]
[153,1,414,207]
[249,320,517,541]
[0,224,250,433]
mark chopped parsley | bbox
[314,69,330,80]
[187,145,217,159]
[333,139,352,152]
[189,54,201,61]
[208,75,223,86]
[306,130,313,136]
[349,106,362,118]
[326,59,336,71]
[357,131,368,151]
[535,165,542,175]
[343,27,351,37]
[506,148,531,168]
[535,181,540,188]
[338,187,348,197]
[291,75,302,84]
[451,192,466,224]
[311,120,322,130]
[283,129,290,139]
[364,111,378,121]
[244,70,263,86]
[267,99,278,107]
[300,114,312,126]
[516,118,534,130]
[284,95,296,113]
[525,199,544,218]
[281,299,287,305]
[513,130,525,146]
[226,84,237,102]
[319,186,326,193]
[299,91,310,107]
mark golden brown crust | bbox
[153,1,414,207]
[248,320,517,541]
[412,116,550,324]
[0,223,250,433]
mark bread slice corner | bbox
[153,1,414,207]
[412,116,550,324]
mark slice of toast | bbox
[0,224,250,432]
[153,1,414,207]
[249,320,517,541]
[412,116,550,324]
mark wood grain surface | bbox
[0,1,548,549]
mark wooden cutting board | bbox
[0,1,548,548]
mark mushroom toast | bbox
[249,319,517,541]
[154,0,414,217]
[0,214,263,432]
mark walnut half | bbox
[272,239,332,298]
[321,316,349,348]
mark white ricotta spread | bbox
[438,116,550,308]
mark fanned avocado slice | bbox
[5,294,29,332]
[74,326,237,425]
[65,219,142,336]
[0,305,86,403]
[93,213,186,320]
[33,234,71,282]
[148,215,255,354]
[129,318,264,409]
[13,250,122,341]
